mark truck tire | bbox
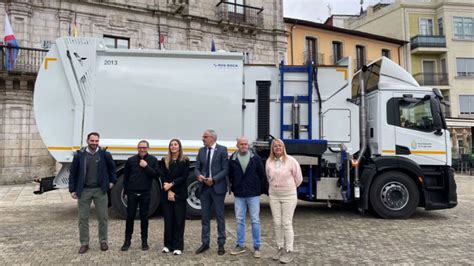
[369,171,419,219]
[111,175,161,219]
[186,175,202,219]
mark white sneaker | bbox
[162,247,170,253]
[173,250,182,255]
[272,247,284,261]
[279,250,294,264]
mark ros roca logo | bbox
[411,140,417,149]
[213,63,239,69]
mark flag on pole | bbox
[4,13,19,71]
[71,13,78,37]
[211,38,216,52]
[72,13,78,37]
[159,33,165,50]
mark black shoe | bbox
[100,242,109,251]
[195,244,209,254]
[121,239,131,251]
[141,242,149,251]
[218,245,225,256]
[78,245,89,254]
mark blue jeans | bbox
[234,196,261,250]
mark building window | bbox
[332,41,343,64]
[441,93,451,117]
[453,17,473,40]
[419,18,433,35]
[440,58,447,73]
[438,17,444,35]
[459,95,474,115]
[104,35,130,49]
[382,49,391,59]
[227,0,244,14]
[305,37,318,64]
[456,58,474,77]
[356,45,366,69]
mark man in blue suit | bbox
[194,129,229,255]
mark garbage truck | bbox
[33,37,457,219]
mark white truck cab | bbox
[351,59,456,217]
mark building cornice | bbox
[284,17,407,45]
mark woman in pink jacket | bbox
[266,138,302,264]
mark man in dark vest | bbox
[69,132,117,254]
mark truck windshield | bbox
[399,98,435,132]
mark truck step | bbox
[425,186,445,190]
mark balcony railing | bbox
[330,55,346,65]
[410,35,446,50]
[353,59,372,71]
[0,45,48,74]
[216,1,264,27]
[303,52,324,65]
[413,72,449,86]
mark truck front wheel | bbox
[369,171,419,219]
[110,175,161,219]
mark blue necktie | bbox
[205,147,212,177]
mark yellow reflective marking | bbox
[336,68,348,80]
[47,146,77,150]
[412,151,446,155]
[44,57,58,70]
[48,146,237,153]
[382,149,446,155]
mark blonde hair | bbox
[165,138,189,169]
[267,138,288,162]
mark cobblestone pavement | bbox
[0,175,473,265]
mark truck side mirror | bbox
[430,97,444,132]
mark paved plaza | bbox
[0,175,473,265]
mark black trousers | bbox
[125,190,151,241]
[163,198,186,250]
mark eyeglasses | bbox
[202,135,211,138]
[138,147,148,149]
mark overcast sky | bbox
[283,0,384,23]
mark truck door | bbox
[389,94,448,165]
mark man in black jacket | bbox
[228,136,266,258]
[69,132,117,254]
[121,140,159,251]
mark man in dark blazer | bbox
[194,129,229,255]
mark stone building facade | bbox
[0,0,286,184]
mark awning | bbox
[446,117,474,128]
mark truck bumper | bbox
[424,167,457,210]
